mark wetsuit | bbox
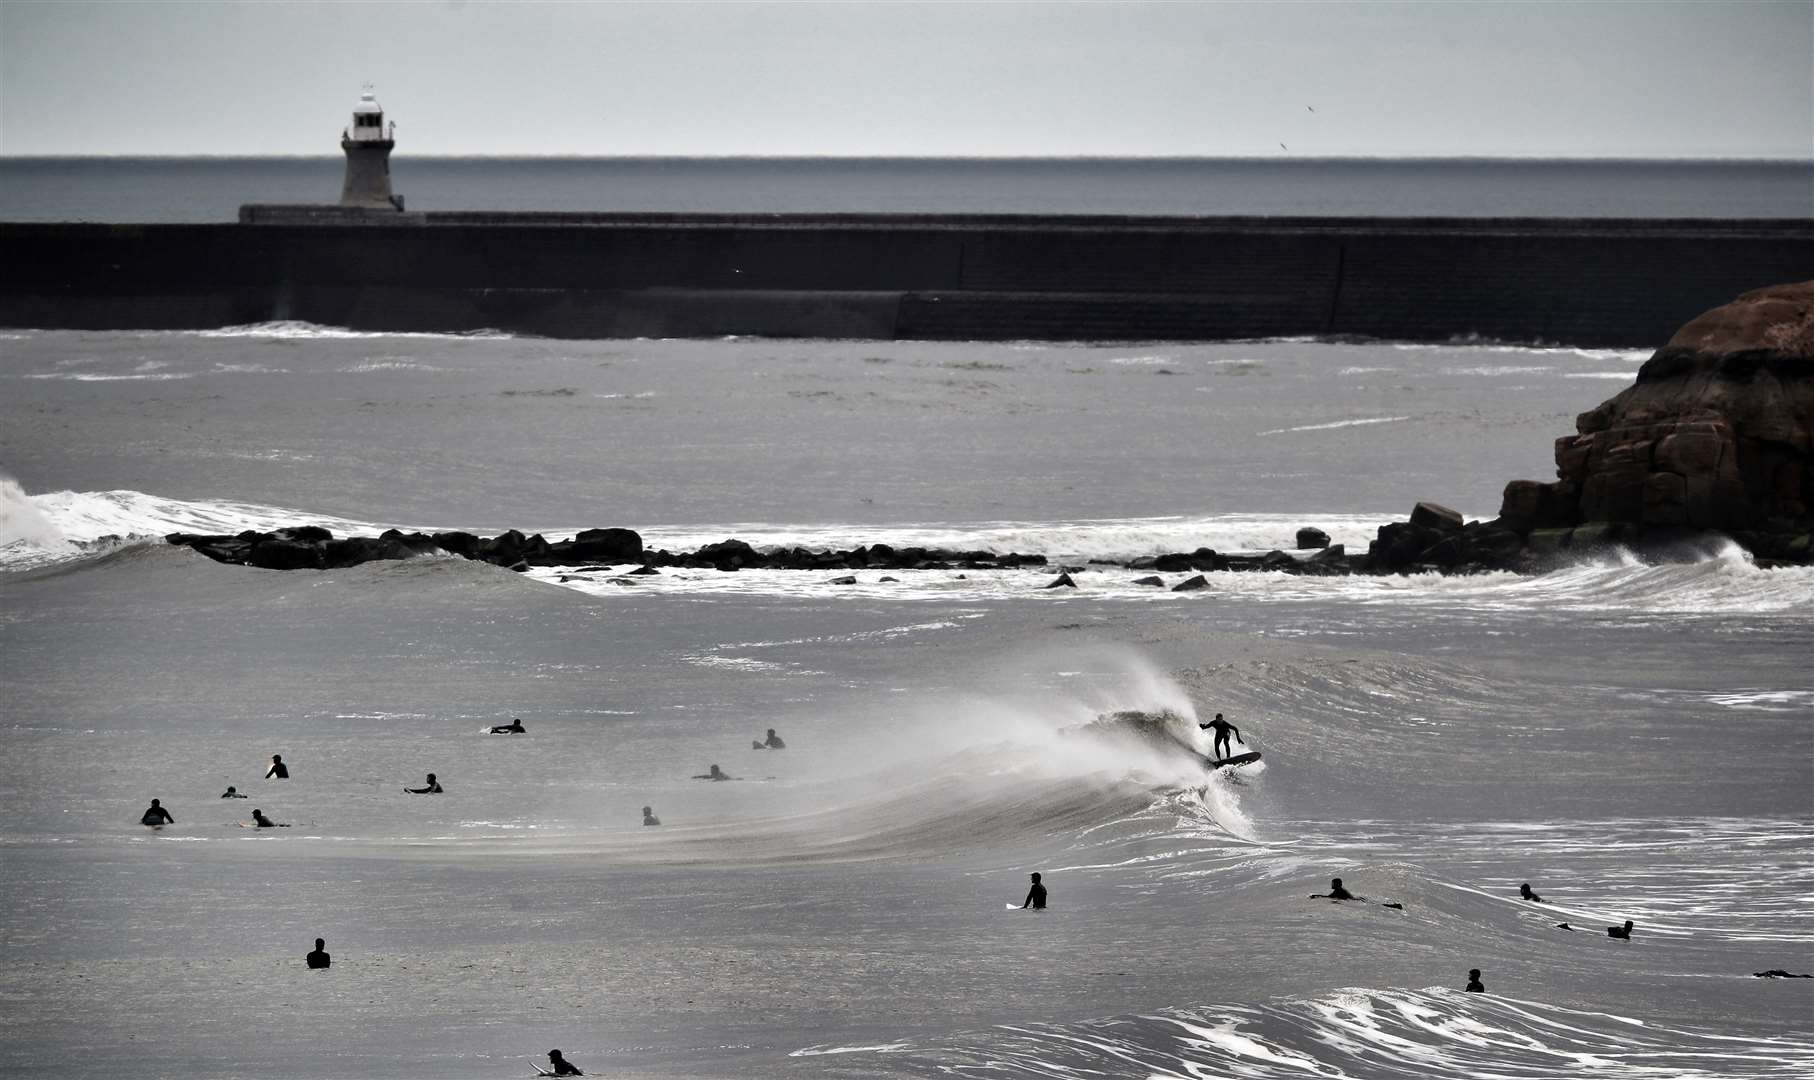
[1023,882,1047,910]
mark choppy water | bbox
[1,327,1810,1079]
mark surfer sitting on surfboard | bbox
[265,754,288,780]
[1198,713,1243,760]
[1022,872,1047,910]
[642,805,661,826]
[306,938,330,969]
[752,728,785,750]
[542,1048,583,1075]
[140,799,174,827]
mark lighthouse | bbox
[339,90,404,210]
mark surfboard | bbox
[1206,751,1262,769]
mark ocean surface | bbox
[1,325,1810,1079]
[1,157,1811,222]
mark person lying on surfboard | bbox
[251,809,288,828]
[1309,876,1403,908]
[1520,882,1543,902]
[404,773,443,794]
[489,718,526,734]
[221,786,247,799]
[693,764,736,781]
[1197,713,1243,760]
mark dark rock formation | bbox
[1044,572,1078,589]
[1295,527,1331,549]
[1171,575,1209,592]
[1496,279,1813,563]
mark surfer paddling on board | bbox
[1311,877,1354,900]
[693,764,736,781]
[641,805,661,826]
[1198,713,1243,761]
[221,786,246,799]
[404,773,443,794]
[542,1048,583,1075]
[752,728,786,750]
[250,809,288,828]
[1021,872,1048,910]
[489,718,525,734]
[140,799,174,827]
[1519,882,1543,902]
[265,754,288,780]
[1309,876,1404,907]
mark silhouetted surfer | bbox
[1519,882,1543,902]
[306,938,331,969]
[1311,877,1354,901]
[140,799,174,827]
[642,805,661,826]
[1608,919,1634,939]
[404,773,443,794]
[1022,872,1047,910]
[693,765,735,781]
[1198,713,1243,760]
[221,786,247,799]
[251,808,287,828]
[489,718,525,734]
[265,754,288,780]
[1465,968,1484,992]
[752,728,786,750]
[544,1049,583,1075]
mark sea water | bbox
[1,157,1811,223]
[1,328,1811,1079]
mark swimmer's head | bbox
[1468,968,1480,979]
[1331,878,1343,889]
[1030,872,1041,883]
[426,773,436,782]
[315,938,325,949]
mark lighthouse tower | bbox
[339,90,403,210]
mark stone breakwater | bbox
[159,281,1814,577]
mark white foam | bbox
[1257,416,1410,436]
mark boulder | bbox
[560,527,643,563]
[1295,527,1331,549]
[1408,501,1464,533]
[1043,572,1077,588]
[1171,574,1209,592]
[1131,575,1165,587]
[828,575,858,585]
[1511,280,1813,553]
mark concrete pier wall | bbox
[3,215,1808,344]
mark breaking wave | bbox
[865,988,1814,1078]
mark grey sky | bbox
[2,1,1809,157]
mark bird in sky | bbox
[1279,142,1288,150]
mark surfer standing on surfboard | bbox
[1198,713,1243,761]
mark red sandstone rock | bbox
[1502,280,1814,546]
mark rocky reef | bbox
[164,281,1813,579]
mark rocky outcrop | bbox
[1495,280,1813,563]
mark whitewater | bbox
[2,327,1809,1079]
